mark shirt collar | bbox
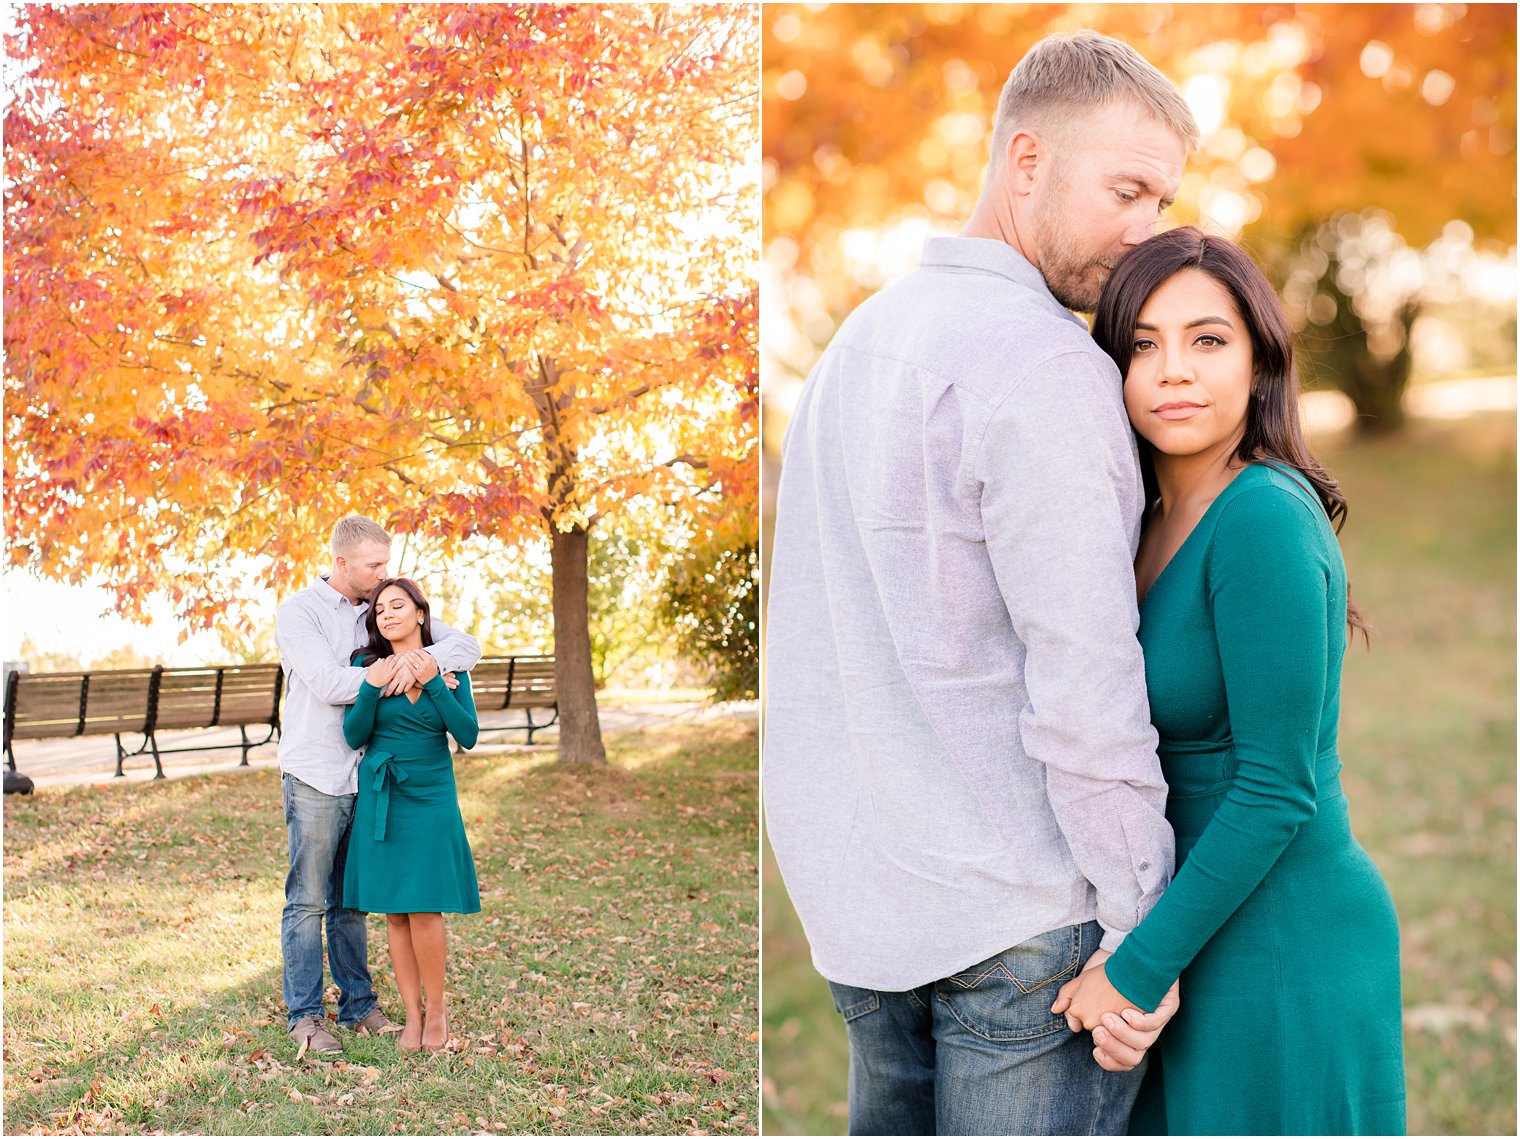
[316,575,364,610]
[919,236,1089,330]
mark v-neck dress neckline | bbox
[1138,464,1254,608]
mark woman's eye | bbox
[1196,334,1225,347]
[1132,338,1155,353]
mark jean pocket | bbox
[934,926,1083,1042]
[827,982,881,1023]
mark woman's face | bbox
[1123,268,1254,461]
[373,584,423,643]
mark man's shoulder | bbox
[276,580,334,620]
[834,265,1112,392]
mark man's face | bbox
[334,539,392,602]
[1027,101,1187,312]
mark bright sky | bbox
[2,572,234,667]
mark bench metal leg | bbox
[114,734,127,778]
[238,725,251,767]
[5,740,14,773]
[148,733,165,779]
[525,708,538,745]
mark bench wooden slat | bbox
[462,656,558,742]
[154,668,221,730]
[10,673,89,740]
[80,670,156,735]
[215,664,283,727]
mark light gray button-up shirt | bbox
[764,236,1173,991]
[275,576,482,796]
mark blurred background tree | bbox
[761,5,1515,1135]
[763,2,1515,437]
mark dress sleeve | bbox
[423,671,479,750]
[343,680,383,749]
[1105,485,1335,1011]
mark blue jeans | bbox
[827,922,1144,1136]
[280,773,377,1029]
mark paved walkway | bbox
[8,700,758,790]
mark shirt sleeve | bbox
[275,599,366,706]
[1105,486,1333,1010]
[424,671,479,750]
[978,351,1172,951]
[425,619,482,675]
[343,680,382,749]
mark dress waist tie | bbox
[367,750,407,842]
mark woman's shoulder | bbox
[1208,464,1335,558]
[1217,463,1324,519]
[350,647,375,665]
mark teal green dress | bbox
[341,669,481,915]
[1105,464,1405,1136]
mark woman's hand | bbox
[1051,959,1137,1032]
[405,649,440,685]
[365,656,399,687]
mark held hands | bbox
[382,657,417,697]
[1089,981,1180,1072]
[380,649,438,696]
[1049,950,1180,1072]
[1053,954,1133,1031]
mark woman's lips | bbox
[1154,401,1205,421]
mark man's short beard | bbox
[1036,219,1105,312]
[1032,162,1105,312]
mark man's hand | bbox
[1090,980,1179,1071]
[1050,947,1111,1029]
[383,659,418,696]
[1052,958,1132,1031]
[440,671,460,690]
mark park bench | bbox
[4,663,283,779]
[468,655,559,744]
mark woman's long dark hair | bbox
[1093,226,1369,640]
[354,577,435,666]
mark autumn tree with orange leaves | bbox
[763,3,1514,432]
[5,4,758,765]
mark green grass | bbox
[4,718,759,1136]
[761,413,1516,1136]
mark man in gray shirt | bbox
[275,514,481,1056]
[764,32,1198,1134]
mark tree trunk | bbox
[550,523,607,766]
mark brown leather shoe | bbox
[352,1008,402,1036]
[289,1014,341,1058]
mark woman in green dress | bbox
[1053,228,1405,1134]
[342,577,480,1054]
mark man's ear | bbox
[1004,129,1045,195]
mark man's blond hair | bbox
[989,31,1199,172]
[330,514,391,558]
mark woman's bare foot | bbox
[398,1015,424,1053]
[421,1007,449,1052]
